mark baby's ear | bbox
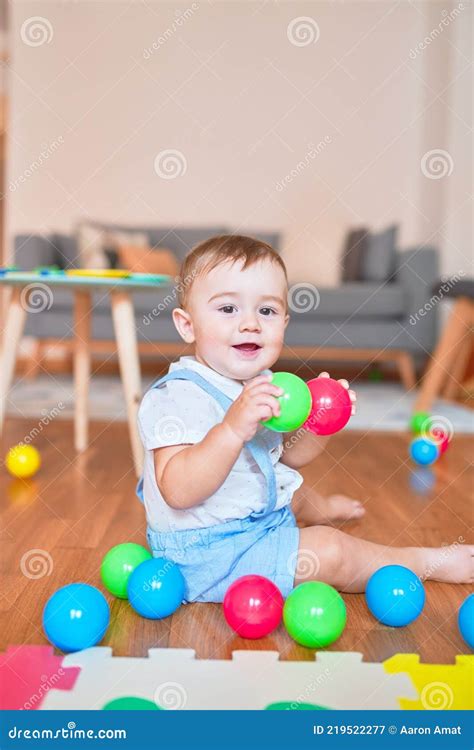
[172,307,195,343]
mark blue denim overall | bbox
[136,368,299,602]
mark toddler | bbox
[137,235,472,602]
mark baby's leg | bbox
[292,484,365,526]
[297,526,473,592]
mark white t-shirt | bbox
[137,356,303,532]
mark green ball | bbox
[103,696,161,710]
[101,543,152,599]
[262,372,312,432]
[283,581,347,648]
[410,412,432,435]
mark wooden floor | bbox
[0,417,472,664]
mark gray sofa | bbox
[14,225,439,369]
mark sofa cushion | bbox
[297,282,406,319]
[341,228,369,282]
[14,235,58,270]
[360,225,398,282]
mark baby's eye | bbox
[219,305,236,314]
[260,307,277,316]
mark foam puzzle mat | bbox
[1,645,472,711]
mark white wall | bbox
[5,0,472,285]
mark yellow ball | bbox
[5,444,41,479]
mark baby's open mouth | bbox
[232,343,262,352]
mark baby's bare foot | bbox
[295,489,365,526]
[422,543,474,584]
[326,494,366,523]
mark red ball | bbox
[223,575,284,639]
[304,377,352,436]
[431,427,450,454]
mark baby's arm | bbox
[155,374,283,510]
[280,373,356,469]
[280,430,330,469]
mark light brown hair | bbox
[177,234,288,309]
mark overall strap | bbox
[136,368,277,517]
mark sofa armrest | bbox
[395,246,440,352]
[395,246,439,317]
[14,234,57,270]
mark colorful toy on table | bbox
[32,265,65,276]
[101,543,151,599]
[365,565,425,627]
[409,437,439,466]
[127,557,185,619]
[261,372,311,432]
[283,581,347,648]
[458,594,474,650]
[223,575,284,639]
[5,444,41,479]
[303,377,352,435]
[43,583,110,652]
[0,266,19,276]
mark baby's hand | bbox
[317,371,357,416]
[223,374,284,443]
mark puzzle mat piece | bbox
[0,646,79,710]
[40,649,417,710]
[384,654,473,710]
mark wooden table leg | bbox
[74,291,92,452]
[394,351,417,390]
[110,291,144,477]
[442,333,472,400]
[0,287,28,436]
[413,297,473,413]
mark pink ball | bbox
[223,575,284,639]
[304,377,352,436]
[431,427,450,454]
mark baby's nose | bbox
[239,315,261,331]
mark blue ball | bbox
[458,594,474,650]
[410,437,439,466]
[127,557,185,619]
[366,565,425,626]
[43,583,110,652]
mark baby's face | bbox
[176,258,289,381]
